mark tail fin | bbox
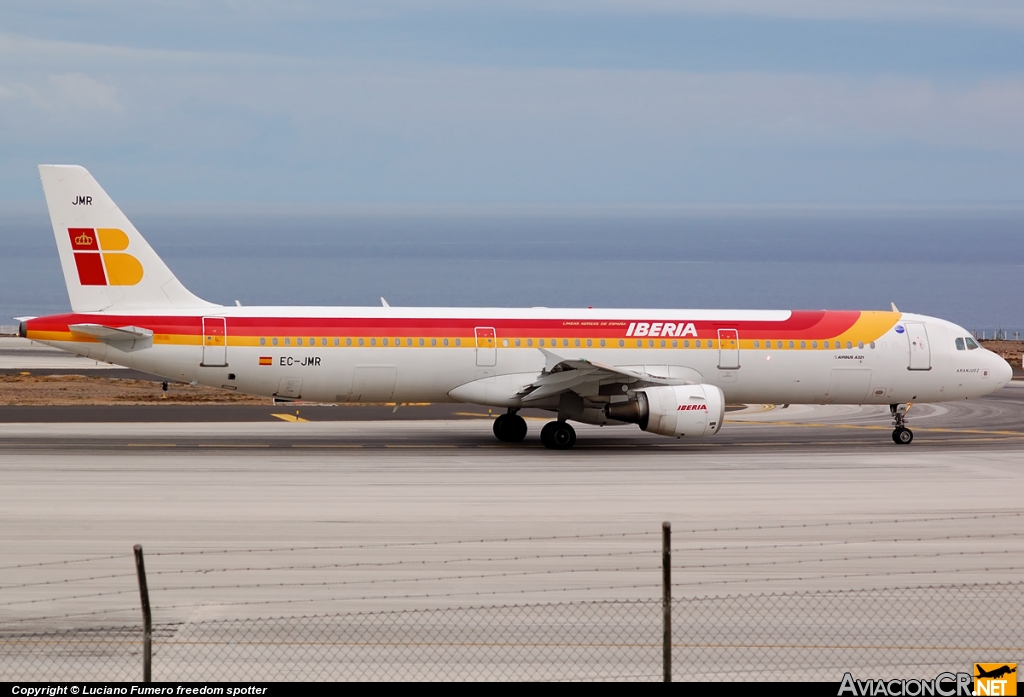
[38,165,216,313]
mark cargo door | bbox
[905,322,931,371]
[475,327,496,367]
[825,369,872,404]
[348,365,398,402]
[717,328,739,370]
[201,317,227,367]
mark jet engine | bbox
[605,384,725,437]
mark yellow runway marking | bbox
[731,421,1024,437]
[197,444,270,448]
[271,413,309,422]
[385,444,457,448]
[291,444,363,448]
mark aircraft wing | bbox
[517,349,691,403]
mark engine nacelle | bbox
[605,384,725,437]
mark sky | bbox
[1,1,1023,204]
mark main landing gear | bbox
[493,410,528,443]
[492,410,577,450]
[890,404,913,445]
[540,421,576,450]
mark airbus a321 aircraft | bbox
[18,165,1013,449]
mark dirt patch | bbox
[0,375,268,406]
[980,340,1024,367]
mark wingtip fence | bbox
[2,516,1022,681]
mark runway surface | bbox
[1,386,1022,680]
[0,380,1015,679]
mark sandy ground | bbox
[0,374,268,405]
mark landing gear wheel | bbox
[493,414,528,443]
[892,427,913,445]
[540,421,576,450]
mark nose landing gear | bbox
[890,404,913,444]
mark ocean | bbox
[1,206,1022,336]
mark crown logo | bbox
[75,232,94,246]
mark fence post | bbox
[133,544,152,683]
[662,521,671,683]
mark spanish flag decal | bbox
[259,357,272,366]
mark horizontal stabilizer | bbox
[69,323,154,343]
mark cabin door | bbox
[905,323,931,371]
[475,327,497,367]
[201,317,228,367]
[718,328,739,370]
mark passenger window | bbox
[443,338,449,347]
[600,339,606,347]
[456,338,462,347]
[648,340,654,348]
[370,338,376,346]
[683,340,690,348]
[788,341,794,349]
[823,341,829,349]
[285,338,291,346]
[857,341,864,349]
[800,341,806,349]
[419,338,424,346]
[636,340,642,347]
[660,340,666,348]
[563,339,569,347]
[539,339,545,347]
[586,339,592,347]
[431,338,437,346]
[869,342,875,349]
[846,341,852,349]
[574,339,580,347]
[966,337,980,350]
[527,339,533,347]
[502,339,508,347]
[955,338,965,351]
[309,338,315,346]
[321,338,327,346]
[811,341,817,349]
[272,338,278,346]
[618,339,624,347]
[695,340,702,348]
[334,338,340,346]
[346,338,352,346]
[671,340,676,348]
[259,337,266,346]
[406,338,412,346]
[358,338,364,346]
[515,339,521,347]
[382,338,388,346]
[753,340,759,348]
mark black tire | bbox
[541,421,576,450]
[493,414,509,441]
[494,414,528,443]
[505,414,528,442]
[896,427,914,445]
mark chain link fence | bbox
[3,582,1020,681]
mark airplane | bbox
[975,665,1016,680]
[16,165,1014,449]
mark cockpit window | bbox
[955,338,965,351]
[965,337,980,350]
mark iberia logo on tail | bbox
[68,228,144,286]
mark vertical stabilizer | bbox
[38,165,217,312]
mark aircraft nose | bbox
[994,354,1013,386]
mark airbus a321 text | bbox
[18,166,1013,449]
